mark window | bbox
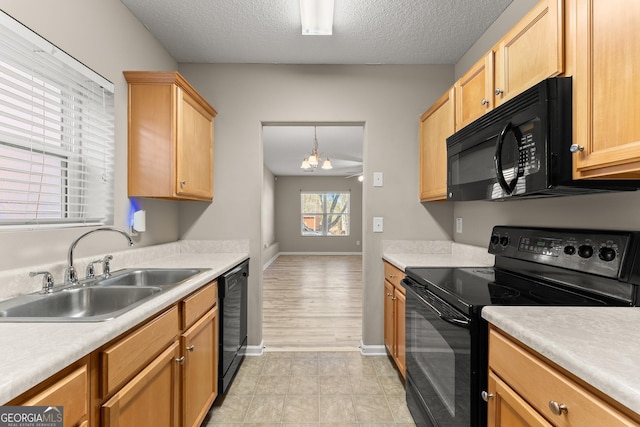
[301,191,350,236]
[0,12,115,229]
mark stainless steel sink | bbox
[94,268,206,288]
[0,287,161,322]
[0,268,208,322]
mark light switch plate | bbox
[373,217,384,232]
[455,217,463,233]
[373,172,383,187]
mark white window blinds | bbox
[0,11,115,229]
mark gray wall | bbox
[262,167,276,250]
[177,64,455,347]
[0,0,180,270]
[452,0,640,247]
[275,176,363,253]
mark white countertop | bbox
[382,240,494,271]
[0,249,248,404]
[482,306,640,416]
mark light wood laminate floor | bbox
[262,255,363,349]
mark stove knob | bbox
[578,245,594,258]
[499,236,509,247]
[490,235,500,246]
[598,247,616,262]
[564,245,576,255]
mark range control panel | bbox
[488,226,632,279]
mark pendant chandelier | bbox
[300,126,333,170]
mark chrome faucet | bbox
[65,227,134,284]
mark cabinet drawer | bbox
[19,364,88,427]
[182,281,217,330]
[100,306,179,397]
[489,328,638,427]
[383,261,404,292]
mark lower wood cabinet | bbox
[181,305,218,427]
[102,342,180,427]
[383,261,406,377]
[8,358,89,427]
[487,326,640,427]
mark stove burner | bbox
[529,286,589,305]
[488,283,520,303]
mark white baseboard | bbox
[359,341,387,356]
[245,341,265,356]
[262,253,279,270]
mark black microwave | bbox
[446,77,638,201]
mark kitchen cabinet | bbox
[570,0,640,179]
[8,358,89,427]
[383,261,405,377]
[493,0,564,107]
[455,52,494,131]
[487,326,640,427]
[419,87,455,201]
[102,342,181,427]
[180,282,218,427]
[124,71,217,201]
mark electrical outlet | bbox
[373,217,384,232]
[456,217,463,233]
[373,172,383,187]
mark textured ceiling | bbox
[120,0,514,64]
[120,0,514,176]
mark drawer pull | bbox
[176,356,185,365]
[187,345,195,352]
[481,391,494,402]
[389,274,396,279]
[548,400,568,416]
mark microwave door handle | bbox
[494,122,522,194]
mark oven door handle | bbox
[414,290,470,328]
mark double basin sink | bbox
[0,268,208,322]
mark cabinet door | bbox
[177,88,214,200]
[572,0,640,179]
[455,52,494,130]
[419,87,455,202]
[18,365,88,427]
[494,0,564,107]
[102,342,180,427]
[487,371,553,427]
[383,280,395,355]
[394,288,406,378]
[182,306,219,427]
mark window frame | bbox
[300,191,351,237]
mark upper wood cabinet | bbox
[455,53,494,131]
[420,87,455,201]
[570,0,640,179]
[124,71,217,201]
[494,0,564,107]
[454,0,563,131]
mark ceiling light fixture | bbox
[300,0,334,35]
[300,126,333,170]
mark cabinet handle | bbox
[495,88,503,95]
[548,400,568,416]
[391,296,397,301]
[389,274,396,279]
[180,180,187,186]
[481,391,494,402]
[481,98,489,106]
[176,356,185,365]
[187,345,195,352]
[569,144,584,153]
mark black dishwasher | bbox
[217,259,249,398]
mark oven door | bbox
[404,279,474,427]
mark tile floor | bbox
[203,351,417,426]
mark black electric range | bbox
[402,226,640,427]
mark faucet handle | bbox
[102,255,114,277]
[30,271,55,293]
[85,259,103,280]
